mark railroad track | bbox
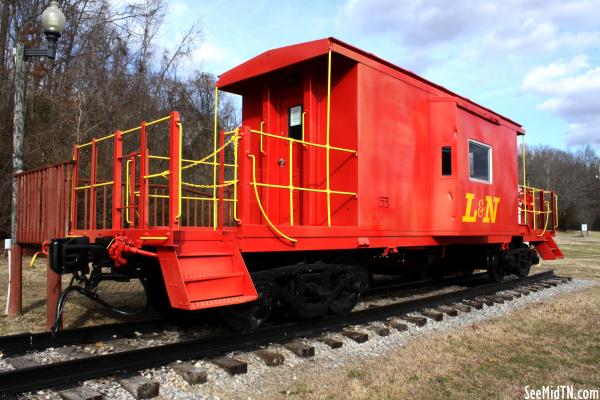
[0,270,568,397]
[0,271,487,358]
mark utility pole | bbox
[8,44,25,316]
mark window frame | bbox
[441,145,452,176]
[468,139,493,184]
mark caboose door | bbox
[277,93,304,225]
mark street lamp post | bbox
[8,1,65,317]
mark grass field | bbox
[271,232,600,399]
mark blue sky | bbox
[154,0,600,150]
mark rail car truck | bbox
[49,38,563,331]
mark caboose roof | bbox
[218,37,524,133]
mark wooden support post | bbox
[8,243,22,317]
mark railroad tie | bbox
[58,386,104,400]
[400,315,427,326]
[341,330,369,343]
[387,318,409,331]
[482,295,505,304]
[118,375,160,399]
[318,337,344,349]
[170,361,208,384]
[526,285,540,292]
[6,355,40,369]
[536,282,553,289]
[211,356,248,375]
[420,310,444,321]
[284,341,316,357]
[254,350,285,366]
[436,305,458,317]
[496,293,514,301]
[452,303,472,313]
[58,346,94,360]
[462,299,484,310]
[543,280,558,287]
[512,288,530,296]
[474,296,496,306]
[367,325,390,337]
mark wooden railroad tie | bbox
[341,330,369,343]
[211,356,248,375]
[367,325,390,336]
[512,288,530,295]
[420,310,444,321]
[284,341,315,357]
[318,337,344,349]
[388,318,409,331]
[452,303,472,313]
[118,375,160,399]
[400,315,427,326]
[58,387,104,400]
[496,293,514,301]
[436,305,458,316]
[462,299,484,309]
[254,350,285,366]
[170,361,208,384]
[475,296,497,306]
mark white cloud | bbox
[337,0,600,58]
[522,56,600,146]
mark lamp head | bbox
[41,1,65,59]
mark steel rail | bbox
[0,270,556,396]
[0,271,489,357]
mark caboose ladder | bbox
[157,243,257,310]
[533,232,564,260]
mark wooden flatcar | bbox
[49,38,562,330]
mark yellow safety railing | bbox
[519,185,558,233]
[75,115,171,149]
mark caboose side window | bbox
[468,140,492,182]
[288,105,303,140]
[441,146,452,176]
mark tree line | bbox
[521,144,600,231]
[0,0,237,237]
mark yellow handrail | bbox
[522,136,527,224]
[213,86,219,230]
[325,48,333,227]
[248,129,355,154]
[76,115,171,149]
[537,200,551,237]
[177,122,183,219]
[232,133,240,222]
[125,159,133,225]
[249,154,297,243]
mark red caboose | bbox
[49,38,562,330]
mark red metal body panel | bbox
[63,38,561,311]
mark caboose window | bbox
[441,146,452,176]
[288,105,303,140]
[468,140,491,182]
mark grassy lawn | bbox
[272,232,600,400]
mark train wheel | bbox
[221,282,274,332]
[487,253,505,282]
[329,258,367,315]
[514,261,531,278]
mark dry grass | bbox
[0,254,151,335]
[264,232,600,400]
